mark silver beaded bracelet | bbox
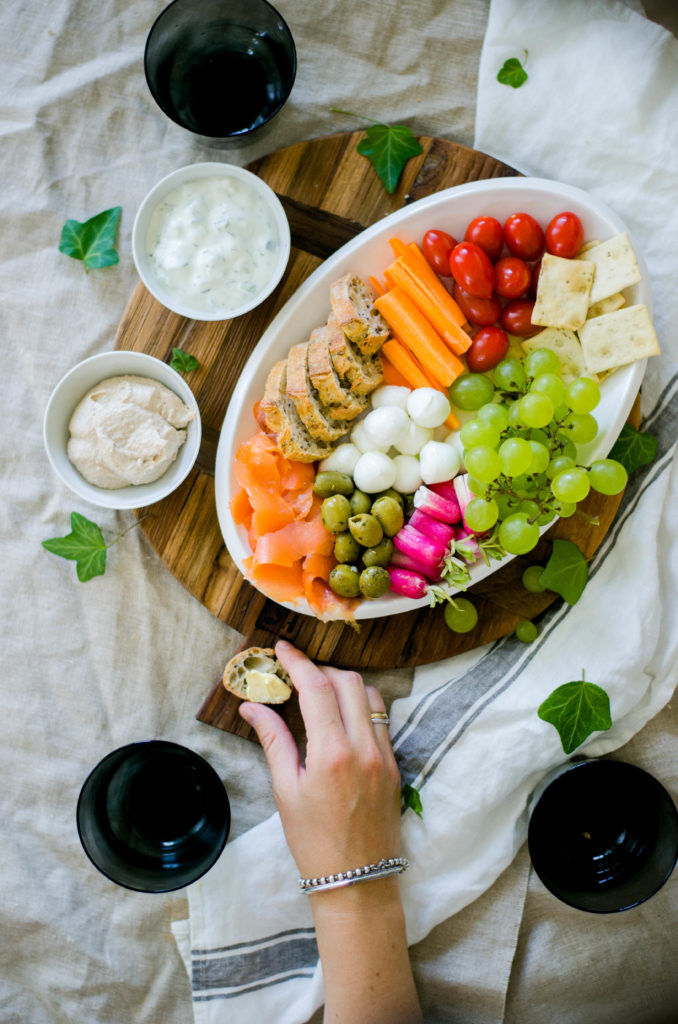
[299,857,409,894]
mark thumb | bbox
[239,702,299,789]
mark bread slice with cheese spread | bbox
[307,324,369,420]
[222,647,293,704]
[285,342,347,443]
[327,314,384,395]
[329,273,390,356]
[260,359,334,462]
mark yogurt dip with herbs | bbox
[67,375,195,489]
[145,174,281,315]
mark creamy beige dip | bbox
[67,375,195,489]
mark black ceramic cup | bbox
[77,740,231,892]
[144,0,297,143]
[528,758,678,913]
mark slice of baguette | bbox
[260,358,334,462]
[285,342,347,443]
[330,273,390,356]
[307,324,369,420]
[327,314,384,395]
[222,647,293,704]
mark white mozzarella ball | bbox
[392,454,423,494]
[353,451,397,493]
[419,440,461,485]
[443,430,466,472]
[370,385,412,411]
[407,387,452,429]
[363,406,410,447]
[318,442,361,476]
[394,419,434,456]
[351,419,390,454]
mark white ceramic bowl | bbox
[132,162,291,321]
[44,351,201,510]
[215,176,651,619]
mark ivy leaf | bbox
[403,783,423,818]
[42,512,108,582]
[538,675,612,754]
[59,206,121,270]
[497,57,528,89]
[608,423,658,475]
[540,539,588,605]
[356,124,423,194]
[170,347,200,373]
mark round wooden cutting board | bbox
[115,132,633,736]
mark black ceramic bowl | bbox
[77,740,230,893]
[528,759,678,913]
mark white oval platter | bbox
[215,176,650,620]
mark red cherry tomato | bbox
[464,216,504,262]
[422,229,457,276]
[529,259,542,298]
[503,213,545,261]
[494,256,531,299]
[449,241,495,299]
[545,211,584,258]
[500,298,541,337]
[452,282,501,326]
[466,326,509,373]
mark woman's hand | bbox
[239,641,422,1024]
[239,640,402,879]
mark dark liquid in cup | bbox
[106,751,209,859]
[155,24,292,137]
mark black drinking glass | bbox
[528,758,678,913]
[77,740,231,892]
[144,0,297,143]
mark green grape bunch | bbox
[448,349,628,558]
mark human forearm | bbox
[311,878,422,1024]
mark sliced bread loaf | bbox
[261,358,334,462]
[285,342,347,443]
[327,314,384,395]
[330,273,390,356]
[222,647,293,704]
[307,325,369,421]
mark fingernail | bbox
[239,703,256,724]
[276,640,292,651]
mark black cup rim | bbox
[143,0,297,139]
[528,758,678,913]
[76,740,231,893]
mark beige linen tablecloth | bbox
[2,1,677,1022]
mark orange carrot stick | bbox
[380,355,412,389]
[382,343,460,429]
[400,244,467,327]
[375,288,465,388]
[369,274,386,297]
[382,339,434,390]
[385,259,471,355]
[389,236,410,258]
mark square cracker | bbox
[521,327,595,384]
[584,232,641,304]
[587,292,626,319]
[578,303,660,373]
[532,253,594,330]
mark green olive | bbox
[362,537,394,567]
[370,496,404,537]
[348,513,383,547]
[321,494,351,534]
[359,566,391,599]
[334,532,362,564]
[329,563,361,598]
[313,471,355,499]
[374,488,404,509]
[349,489,372,516]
